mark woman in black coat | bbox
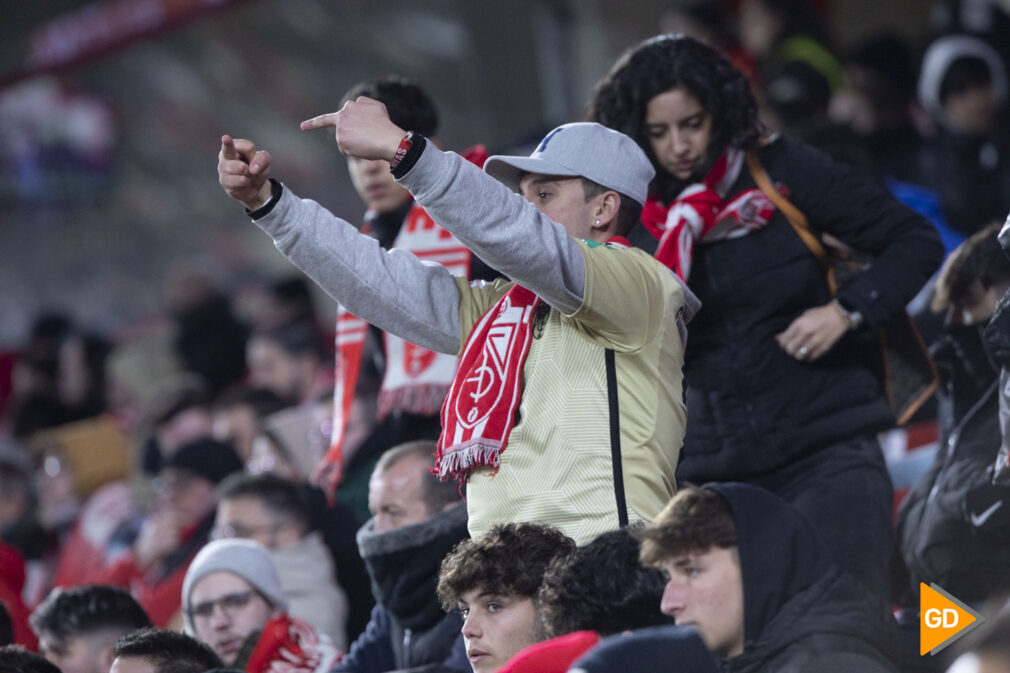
[588,35,944,597]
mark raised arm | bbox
[216,135,462,354]
[302,98,587,314]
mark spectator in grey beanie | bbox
[182,538,338,672]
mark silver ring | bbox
[798,346,809,356]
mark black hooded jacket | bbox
[708,483,898,673]
[895,322,1010,605]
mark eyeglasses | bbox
[210,522,282,541]
[188,590,260,621]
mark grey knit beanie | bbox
[181,538,288,634]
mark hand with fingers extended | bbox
[301,96,407,162]
[775,301,852,362]
[218,134,273,209]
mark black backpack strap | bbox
[605,348,629,527]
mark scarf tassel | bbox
[436,438,503,483]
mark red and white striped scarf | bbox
[642,148,780,280]
[435,284,541,483]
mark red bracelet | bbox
[389,131,413,169]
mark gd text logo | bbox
[920,583,983,656]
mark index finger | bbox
[300,112,338,131]
[221,134,238,160]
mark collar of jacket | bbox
[356,504,468,630]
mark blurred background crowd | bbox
[2,0,1010,671]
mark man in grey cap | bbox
[217,98,695,545]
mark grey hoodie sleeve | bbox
[396,144,587,315]
[252,186,462,354]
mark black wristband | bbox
[247,179,283,219]
[390,134,426,179]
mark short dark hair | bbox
[537,527,671,638]
[30,585,151,649]
[113,627,222,673]
[580,179,643,237]
[374,440,460,515]
[940,56,994,104]
[437,522,575,611]
[636,487,738,566]
[0,646,62,673]
[218,472,311,532]
[587,34,761,203]
[341,76,439,138]
[933,221,1010,312]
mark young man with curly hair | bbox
[436,523,574,673]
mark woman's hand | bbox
[775,301,853,361]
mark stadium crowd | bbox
[3,1,1010,672]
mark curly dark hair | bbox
[587,34,761,203]
[341,75,439,138]
[29,585,152,649]
[537,527,671,638]
[636,487,738,567]
[114,628,222,673]
[436,522,575,611]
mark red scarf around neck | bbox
[641,148,779,280]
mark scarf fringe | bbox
[436,438,503,483]
[377,383,450,420]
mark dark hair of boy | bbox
[436,522,575,611]
[113,628,222,673]
[537,527,671,637]
[30,585,151,652]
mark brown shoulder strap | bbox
[745,151,837,293]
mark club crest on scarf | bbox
[642,148,782,280]
[436,285,541,483]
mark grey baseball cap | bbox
[484,122,655,207]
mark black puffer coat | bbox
[680,136,943,482]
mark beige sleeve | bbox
[566,243,685,352]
